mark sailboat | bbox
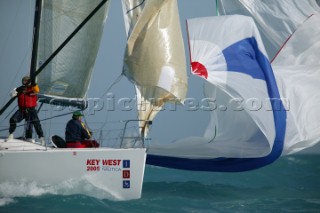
[0,0,146,201]
[1,0,320,200]
[120,0,320,172]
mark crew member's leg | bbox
[9,110,24,134]
[28,108,44,138]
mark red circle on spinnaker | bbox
[191,61,208,79]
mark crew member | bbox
[6,76,45,145]
[65,111,99,148]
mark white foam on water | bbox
[0,197,15,206]
[0,178,119,206]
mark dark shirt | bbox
[65,118,91,142]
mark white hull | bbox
[0,139,146,200]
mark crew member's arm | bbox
[10,88,18,97]
[15,86,25,93]
[80,122,92,139]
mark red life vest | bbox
[18,86,38,108]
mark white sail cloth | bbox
[147,11,320,172]
[122,0,188,137]
[37,0,110,108]
[149,15,281,159]
[217,0,320,155]
[272,13,320,155]
[218,0,320,58]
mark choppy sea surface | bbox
[0,154,319,213]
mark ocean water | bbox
[0,154,319,213]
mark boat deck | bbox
[0,138,49,151]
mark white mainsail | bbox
[37,0,110,109]
[121,0,188,137]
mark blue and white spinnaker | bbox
[148,15,286,172]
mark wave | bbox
[0,177,122,206]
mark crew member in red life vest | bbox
[6,76,45,145]
[65,111,99,148]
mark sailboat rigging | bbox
[0,0,146,201]
[29,0,41,86]
[0,0,109,115]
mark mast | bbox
[0,0,42,116]
[30,0,42,84]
